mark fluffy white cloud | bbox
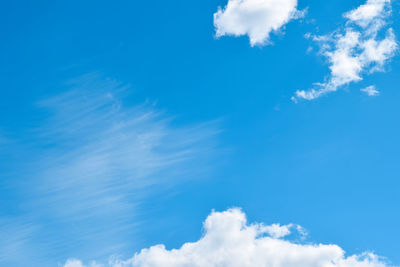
[361,85,380,96]
[64,209,392,267]
[294,0,397,101]
[344,0,390,28]
[213,0,305,46]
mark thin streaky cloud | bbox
[32,74,219,219]
[361,85,380,96]
[0,73,220,265]
[0,219,36,263]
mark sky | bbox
[1,0,400,266]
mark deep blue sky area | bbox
[1,0,400,266]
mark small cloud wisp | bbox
[361,85,380,96]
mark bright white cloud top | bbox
[213,0,305,46]
[64,208,393,267]
[294,0,397,101]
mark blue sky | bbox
[1,0,400,266]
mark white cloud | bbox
[344,0,390,28]
[213,0,305,46]
[64,208,393,267]
[361,85,380,96]
[294,0,397,101]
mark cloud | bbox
[213,0,305,46]
[64,260,86,267]
[0,73,219,265]
[31,75,218,227]
[344,0,390,28]
[294,0,397,101]
[64,259,101,267]
[64,208,393,267]
[361,85,380,96]
[0,219,37,264]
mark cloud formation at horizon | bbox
[63,208,393,267]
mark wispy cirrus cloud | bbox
[0,73,220,266]
[213,0,305,46]
[32,75,218,221]
[293,0,397,101]
[0,219,37,264]
[64,208,394,267]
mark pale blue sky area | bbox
[1,0,400,266]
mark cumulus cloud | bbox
[64,208,393,267]
[361,85,380,96]
[213,0,305,46]
[294,0,397,101]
